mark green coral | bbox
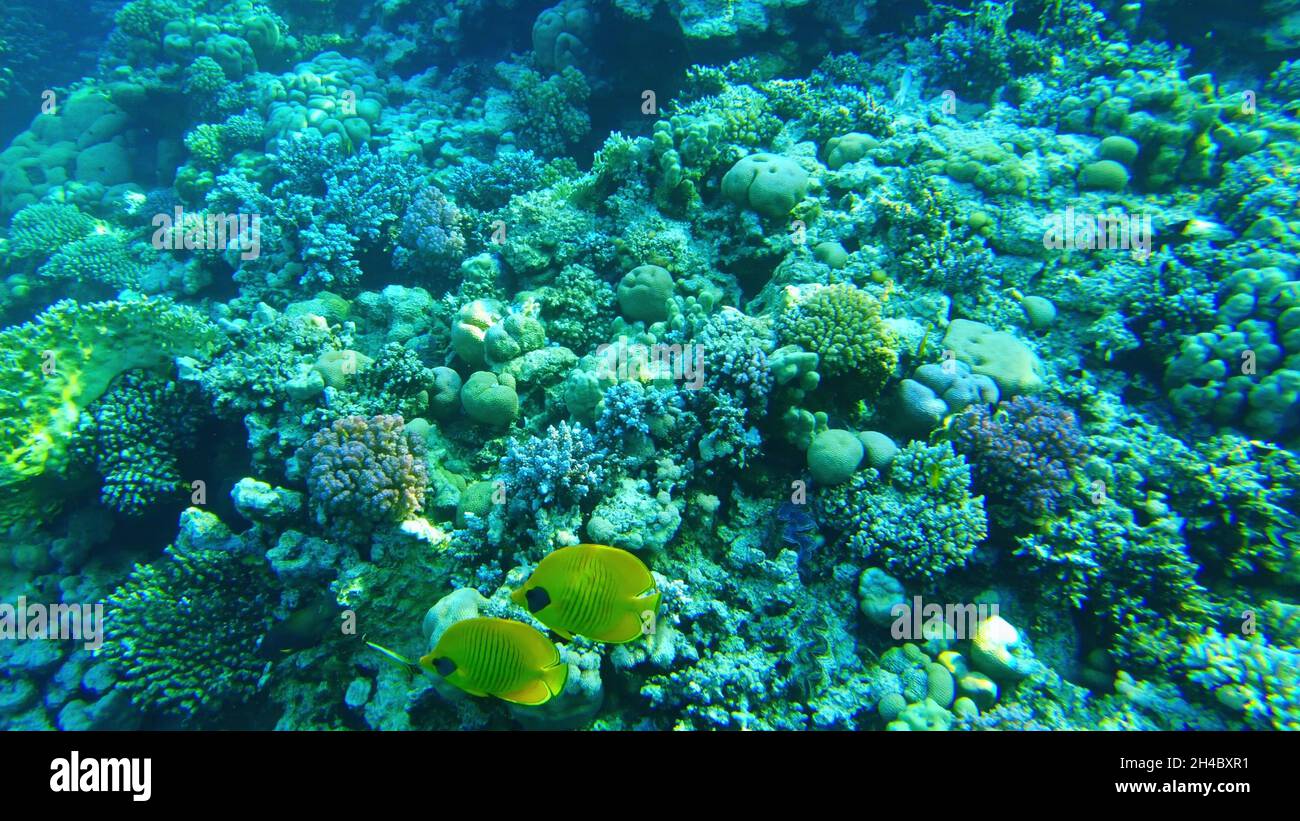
[538,264,615,352]
[671,83,782,154]
[1015,497,1215,670]
[778,283,897,396]
[38,232,145,290]
[184,113,264,166]
[1182,629,1300,731]
[1159,434,1300,581]
[184,123,227,166]
[876,169,993,300]
[0,297,220,525]
[72,371,202,516]
[97,541,275,723]
[114,0,186,41]
[183,55,229,97]
[761,74,895,145]
[506,65,591,156]
[821,441,987,580]
[1165,266,1300,440]
[7,202,96,260]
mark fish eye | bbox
[434,657,456,676]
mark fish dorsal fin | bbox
[578,544,655,601]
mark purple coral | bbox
[299,414,428,539]
[394,185,466,274]
[949,396,1084,520]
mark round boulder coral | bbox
[617,264,675,323]
[807,429,864,485]
[461,371,520,426]
[722,153,809,218]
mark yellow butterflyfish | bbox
[512,544,662,643]
[419,617,568,706]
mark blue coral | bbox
[444,151,545,212]
[820,441,987,580]
[393,185,466,275]
[500,421,606,512]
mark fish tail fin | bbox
[542,659,569,698]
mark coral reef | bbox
[2,0,1298,737]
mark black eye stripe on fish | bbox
[526,586,550,613]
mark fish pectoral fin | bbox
[366,640,421,675]
[551,626,574,641]
[499,679,554,706]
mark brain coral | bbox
[722,153,809,219]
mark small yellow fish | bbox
[927,463,944,489]
[512,544,661,643]
[420,617,568,706]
